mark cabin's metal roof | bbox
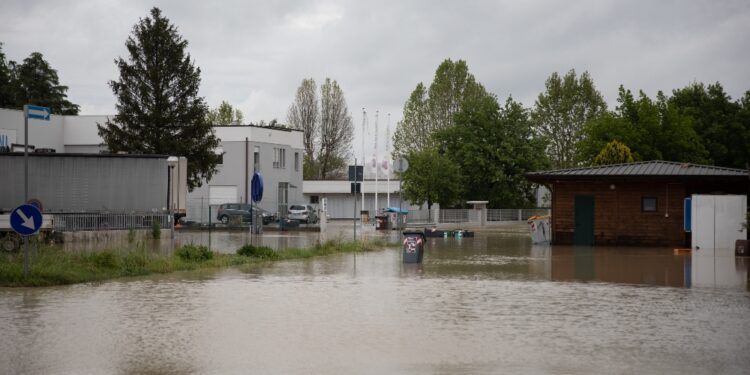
[526,160,748,180]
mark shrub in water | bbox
[176,244,213,262]
[236,244,279,260]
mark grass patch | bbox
[0,238,396,287]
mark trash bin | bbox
[375,214,388,230]
[384,207,408,230]
[361,210,370,224]
[402,230,426,263]
[736,240,749,256]
[527,215,551,244]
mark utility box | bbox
[402,230,425,263]
[691,195,747,251]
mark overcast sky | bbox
[1,0,749,161]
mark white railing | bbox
[53,213,170,232]
[487,209,551,222]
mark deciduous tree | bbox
[531,70,606,168]
[97,7,219,190]
[287,78,319,178]
[318,78,353,179]
[392,59,487,158]
[206,100,243,125]
[669,82,750,169]
[400,149,462,210]
[435,95,549,208]
[579,86,708,164]
[0,48,80,115]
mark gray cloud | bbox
[1,0,748,159]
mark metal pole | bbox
[208,205,212,252]
[23,105,29,278]
[24,105,28,202]
[353,158,357,242]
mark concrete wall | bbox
[0,153,168,213]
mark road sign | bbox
[251,172,264,202]
[27,198,43,212]
[10,204,43,236]
[26,105,51,121]
[394,159,409,173]
[351,182,361,194]
[348,165,364,182]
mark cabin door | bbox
[574,195,595,246]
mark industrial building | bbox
[0,108,304,222]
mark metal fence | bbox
[439,209,469,223]
[487,209,551,222]
[52,213,170,232]
[406,209,431,223]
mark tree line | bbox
[393,59,750,209]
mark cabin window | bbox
[642,197,657,212]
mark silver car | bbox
[288,204,318,224]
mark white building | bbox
[303,179,423,220]
[0,108,304,221]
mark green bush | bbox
[120,252,147,275]
[151,221,161,239]
[176,244,214,262]
[86,251,117,268]
[236,244,279,260]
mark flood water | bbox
[2,230,749,374]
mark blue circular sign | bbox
[10,204,43,236]
[251,172,264,203]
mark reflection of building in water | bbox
[691,249,749,290]
[550,247,690,287]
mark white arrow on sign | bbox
[16,209,36,230]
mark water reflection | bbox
[2,232,750,374]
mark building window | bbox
[273,147,286,169]
[642,197,657,212]
[294,152,299,172]
[310,195,319,204]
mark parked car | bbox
[288,204,318,224]
[216,203,273,225]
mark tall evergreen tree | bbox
[98,7,219,190]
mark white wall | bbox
[691,194,747,250]
[0,108,65,151]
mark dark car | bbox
[216,203,273,225]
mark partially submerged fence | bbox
[52,213,170,232]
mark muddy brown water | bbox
[2,230,749,374]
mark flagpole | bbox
[386,113,391,208]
